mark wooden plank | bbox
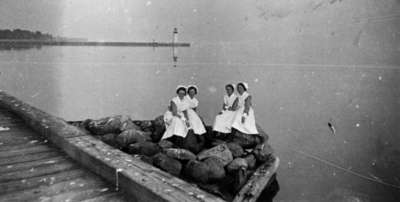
[0,169,87,194]
[232,157,280,202]
[0,133,44,146]
[0,91,225,202]
[0,173,113,201]
[0,145,53,158]
[0,141,47,152]
[81,192,127,202]
[0,160,77,182]
[0,151,62,166]
[0,156,67,173]
[65,135,224,202]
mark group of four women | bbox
[162,82,258,140]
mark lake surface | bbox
[1,46,399,201]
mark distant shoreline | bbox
[0,40,190,47]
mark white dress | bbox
[231,92,258,134]
[213,94,237,133]
[162,96,189,139]
[185,96,206,135]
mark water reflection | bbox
[0,46,399,201]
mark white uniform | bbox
[231,91,258,134]
[213,94,237,133]
[185,95,206,135]
[162,96,189,139]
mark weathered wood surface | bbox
[0,106,127,201]
[0,91,225,202]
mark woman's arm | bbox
[183,110,190,127]
[243,95,252,115]
[242,96,252,123]
[170,101,180,117]
[231,98,239,111]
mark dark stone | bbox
[116,129,151,148]
[165,148,197,161]
[210,139,227,147]
[244,154,257,169]
[184,160,210,184]
[226,158,248,173]
[226,142,244,158]
[86,116,122,135]
[231,130,264,149]
[120,118,141,131]
[253,143,274,163]
[133,120,154,132]
[140,155,154,165]
[100,133,118,147]
[128,142,160,156]
[232,168,250,193]
[151,115,165,142]
[183,130,205,154]
[203,157,226,181]
[158,140,174,150]
[197,143,233,166]
[152,153,182,176]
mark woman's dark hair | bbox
[187,86,197,94]
[237,83,247,91]
[176,87,187,94]
[225,84,234,92]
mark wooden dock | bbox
[0,91,225,202]
[0,108,127,202]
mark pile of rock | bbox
[71,115,274,200]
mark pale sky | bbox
[1,0,399,65]
[0,0,267,42]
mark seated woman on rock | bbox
[213,84,237,134]
[162,85,190,141]
[185,85,206,135]
[231,82,258,135]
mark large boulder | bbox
[231,130,264,149]
[133,120,154,132]
[100,133,118,147]
[184,160,210,184]
[151,115,165,142]
[152,153,182,176]
[244,154,257,170]
[226,158,248,173]
[158,140,174,150]
[128,142,160,156]
[116,129,151,148]
[197,143,233,166]
[86,116,123,135]
[164,148,196,161]
[203,157,226,181]
[183,130,205,154]
[253,143,274,163]
[226,142,244,158]
[120,118,141,131]
[232,169,250,193]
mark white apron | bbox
[185,96,206,135]
[231,92,258,134]
[213,94,237,133]
[162,96,189,139]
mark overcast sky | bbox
[0,0,268,42]
[1,0,399,65]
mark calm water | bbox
[1,46,399,201]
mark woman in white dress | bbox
[231,82,258,134]
[213,84,237,134]
[162,85,190,140]
[186,85,206,135]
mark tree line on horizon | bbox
[0,29,54,40]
